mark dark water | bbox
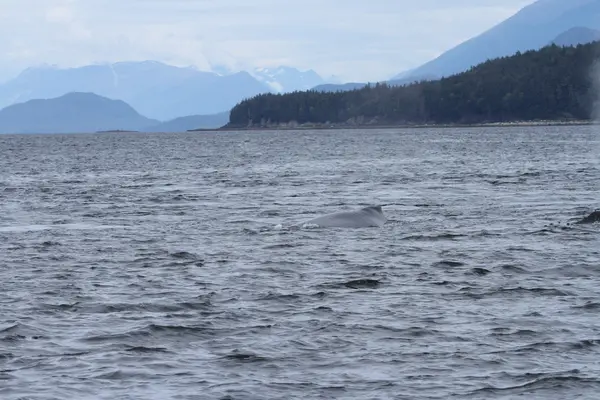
[0,126,599,400]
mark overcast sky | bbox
[0,0,536,82]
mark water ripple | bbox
[0,126,599,399]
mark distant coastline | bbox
[96,129,139,133]
[226,42,600,131]
[190,119,596,132]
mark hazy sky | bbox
[0,0,536,82]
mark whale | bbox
[576,210,600,224]
[295,205,388,229]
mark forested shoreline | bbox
[226,42,600,128]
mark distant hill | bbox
[392,0,600,80]
[0,92,158,134]
[312,82,370,92]
[145,112,229,132]
[0,61,271,121]
[137,70,270,120]
[550,26,600,46]
[386,74,440,87]
[312,74,438,93]
[0,62,333,121]
[228,42,600,128]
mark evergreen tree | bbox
[228,42,600,127]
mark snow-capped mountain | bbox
[250,66,326,93]
[0,61,337,121]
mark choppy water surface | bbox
[1,126,599,399]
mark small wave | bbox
[119,183,154,189]
[0,334,27,342]
[258,292,302,301]
[178,299,213,310]
[263,243,303,250]
[343,279,381,289]
[460,286,571,299]
[573,301,600,310]
[300,223,320,229]
[0,372,15,380]
[467,374,600,396]
[316,278,381,290]
[470,267,492,276]
[80,302,187,314]
[500,264,528,273]
[258,210,281,217]
[473,230,504,237]
[155,251,205,267]
[433,280,456,286]
[40,241,61,247]
[82,332,139,343]
[490,339,600,355]
[506,246,535,252]
[504,287,572,296]
[39,302,79,312]
[570,339,600,349]
[486,178,526,186]
[489,328,538,337]
[222,351,270,363]
[0,323,47,341]
[82,323,215,343]
[162,261,205,268]
[170,251,200,260]
[124,345,170,353]
[131,238,159,244]
[401,233,467,241]
[81,211,107,218]
[434,260,465,268]
[148,323,215,335]
[370,325,440,337]
[226,219,255,225]
[525,226,571,235]
[93,369,156,380]
[475,171,541,180]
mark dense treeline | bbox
[228,42,600,127]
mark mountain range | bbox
[312,74,439,93]
[2,0,600,133]
[250,66,326,93]
[0,62,329,122]
[0,92,233,134]
[228,40,600,128]
[317,0,600,92]
[393,0,600,81]
[145,112,229,133]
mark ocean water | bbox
[0,126,599,400]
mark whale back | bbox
[362,205,383,214]
[576,210,600,224]
[300,205,387,228]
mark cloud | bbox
[0,0,535,82]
